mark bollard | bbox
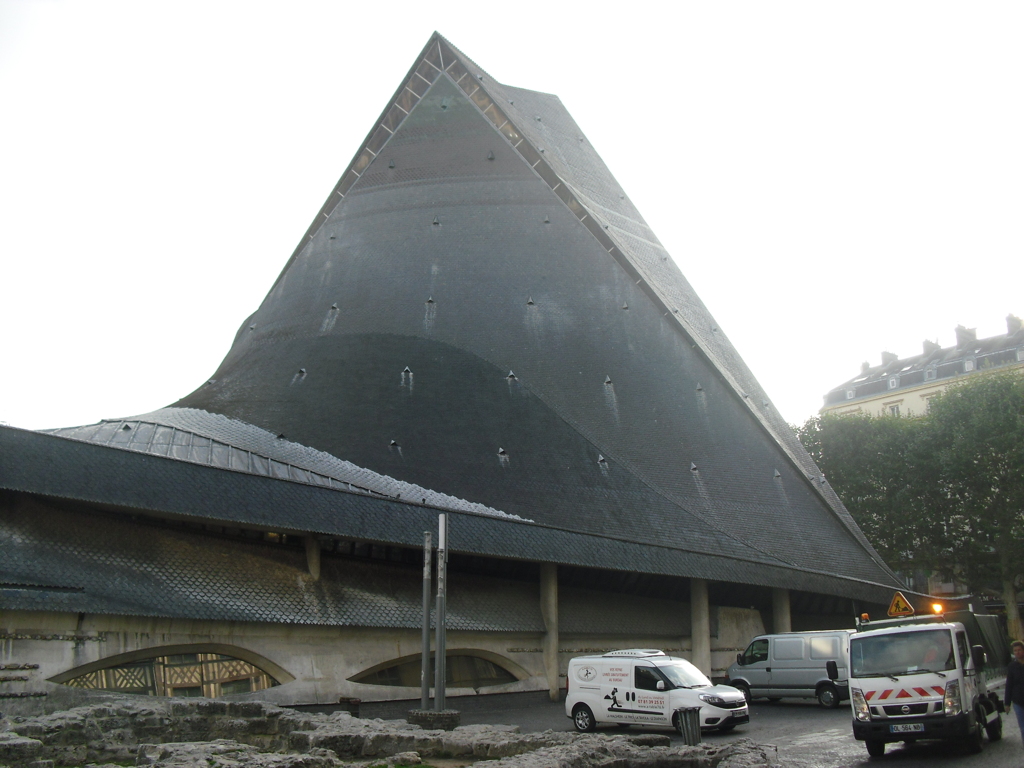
[674,706,702,746]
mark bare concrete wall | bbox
[1,604,766,707]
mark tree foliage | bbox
[797,370,1024,638]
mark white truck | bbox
[827,610,1009,759]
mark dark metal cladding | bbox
[169,33,900,595]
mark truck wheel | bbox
[572,703,596,733]
[865,739,885,758]
[732,681,751,704]
[985,711,1002,741]
[964,711,984,754]
[816,683,840,709]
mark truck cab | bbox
[833,612,1007,759]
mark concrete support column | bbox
[539,563,559,701]
[772,588,791,634]
[305,535,321,581]
[690,578,711,677]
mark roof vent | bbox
[604,376,613,385]
[403,366,412,373]
[432,216,440,226]
[774,469,781,478]
[762,399,769,407]
[328,234,336,240]
[622,303,628,310]
[690,462,698,472]
[121,424,132,431]
[526,297,535,305]
[696,383,703,392]
[330,303,338,310]
[299,368,306,374]
[506,371,517,380]
[388,159,395,168]
[440,97,450,110]
[277,433,286,440]
[543,216,550,224]
[535,116,541,121]
[249,325,255,331]
[426,297,435,304]
[487,150,494,161]
[389,440,399,447]
[207,379,215,384]
[598,455,607,464]
[497,447,508,456]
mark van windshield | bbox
[659,663,712,689]
[851,629,956,678]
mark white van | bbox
[565,649,748,733]
[726,630,853,708]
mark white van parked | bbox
[726,630,854,708]
[565,649,748,733]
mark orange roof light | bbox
[861,613,870,622]
[932,603,944,614]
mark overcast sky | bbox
[2,1,1021,432]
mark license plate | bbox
[889,723,924,733]
[731,709,747,717]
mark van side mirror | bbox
[736,652,745,666]
[971,644,987,668]
[826,660,838,680]
[656,680,665,691]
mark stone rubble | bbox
[0,699,779,767]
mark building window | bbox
[924,368,936,381]
[889,404,901,417]
[351,654,519,688]
[1018,348,1024,362]
[888,376,899,390]
[964,359,975,372]
[60,651,280,698]
[846,390,855,400]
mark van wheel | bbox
[572,703,596,733]
[865,739,885,758]
[732,681,751,704]
[964,710,984,754]
[816,683,840,709]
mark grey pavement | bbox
[453,696,1024,767]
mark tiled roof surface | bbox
[1,427,902,603]
[46,407,521,520]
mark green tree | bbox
[798,370,1024,640]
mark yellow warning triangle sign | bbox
[887,591,915,617]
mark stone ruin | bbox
[0,698,779,767]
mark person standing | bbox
[1005,640,1024,745]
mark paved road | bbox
[457,697,1024,767]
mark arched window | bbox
[350,651,521,689]
[52,645,289,698]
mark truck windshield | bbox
[659,663,712,689]
[851,629,956,678]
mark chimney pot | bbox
[954,325,977,348]
[923,339,941,356]
[881,351,898,366]
[860,361,870,374]
[1007,314,1023,335]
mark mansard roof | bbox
[823,315,1024,408]
[5,33,903,605]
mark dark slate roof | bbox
[0,427,902,603]
[0,494,542,630]
[159,32,900,594]
[17,33,903,604]
[824,316,1024,408]
[46,407,521,520]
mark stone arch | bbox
[349,648,529,689]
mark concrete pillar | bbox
[690,578,711,676]
[305,535,321,581]
[773,588,791,633]
[539,563,559,701]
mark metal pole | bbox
[434,513,447,711]
[420,531,432,710]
